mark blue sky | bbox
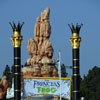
[0,0,100,78]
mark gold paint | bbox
[73,59,79,61]
[73,74,80,76]
[14,65,20,67]
[73,91,80,92]
[23,76,72,80]
[24,94,70,100]
[70,33,81,49]
[14,73,20,75]
[14,89,21,92]
[14,57,20,59]
[73,66,79,68]
[11,30,23,47]
[70,80,72,100]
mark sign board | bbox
[23,77,72,100]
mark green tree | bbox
[80,66,100,100]
[11,65,14,77]
[3,65,12,86]
[61,64,67,77]
[3,65,10,79]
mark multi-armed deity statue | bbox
[23,8,58,77]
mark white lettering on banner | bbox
[23,77,71,100]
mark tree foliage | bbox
[80,66,100,100]
[61,64,67,77]
[2,64,100,100]
[3,65,11,82]
[2,65,14,87]
[3,65,10,77]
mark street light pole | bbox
[10,22,24,100]
[69,24,82,100]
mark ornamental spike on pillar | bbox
[69,23,83,100]
[10,22,24,100]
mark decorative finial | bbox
[68,23,83,34]
[10,22,24,47]
[69,23,83,49]
[9,22,24,34]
